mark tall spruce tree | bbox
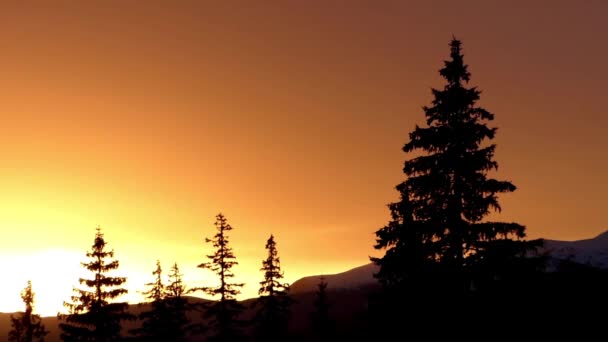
[194,213,245,342]
[309,277,333,340]
[372,38,541,293]
[252,235,292,341]
[59,226,133,342]
[9,281,49,342]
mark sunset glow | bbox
[0,1,606,317]
[0,250,80,316]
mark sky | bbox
[0,0,606,316]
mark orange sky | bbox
[0,1,607,315]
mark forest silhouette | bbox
[5,38,608,341]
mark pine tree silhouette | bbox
[58,226,133,342]
[132,261,190,341]
[309,277,333,341]
[9,281,49,342]
[132,260,171,340]
[252,235,292,341]
[372,38,541,294]
[165,262,189,342]
[193,213,245,342]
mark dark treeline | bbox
[9,38,608,341]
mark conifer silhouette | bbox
[9,281,49,342]
[165,262,189,341]
[309,277,333,340]
[372,38,541,293]
[252,235,292,341]
[132,260,170,340]
[193,213,245,341]
[132,261,189,341]
[58,226,133,342]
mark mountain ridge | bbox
[543,229,608,269]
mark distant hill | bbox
[290,263,379,294]
[0,290,372,341]
[0,313,60,341]
[0,297,208,342]
[0,263,381,341]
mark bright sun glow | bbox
[0,245,292,317]
[0,249,142,317]
[0,249,83,316]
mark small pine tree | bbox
[9,281,49,342]
[252,235,292,341]
[309,277,333,340]
[165,262,189,342]
[58,226,133,342]
[193,213,245,342]
[132,261,190,341]
[132,260,171,340]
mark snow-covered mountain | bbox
[543,230,608,269]
[289,230,608,294]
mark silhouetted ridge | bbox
[290,264,379,294]
[593,230,608,241]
